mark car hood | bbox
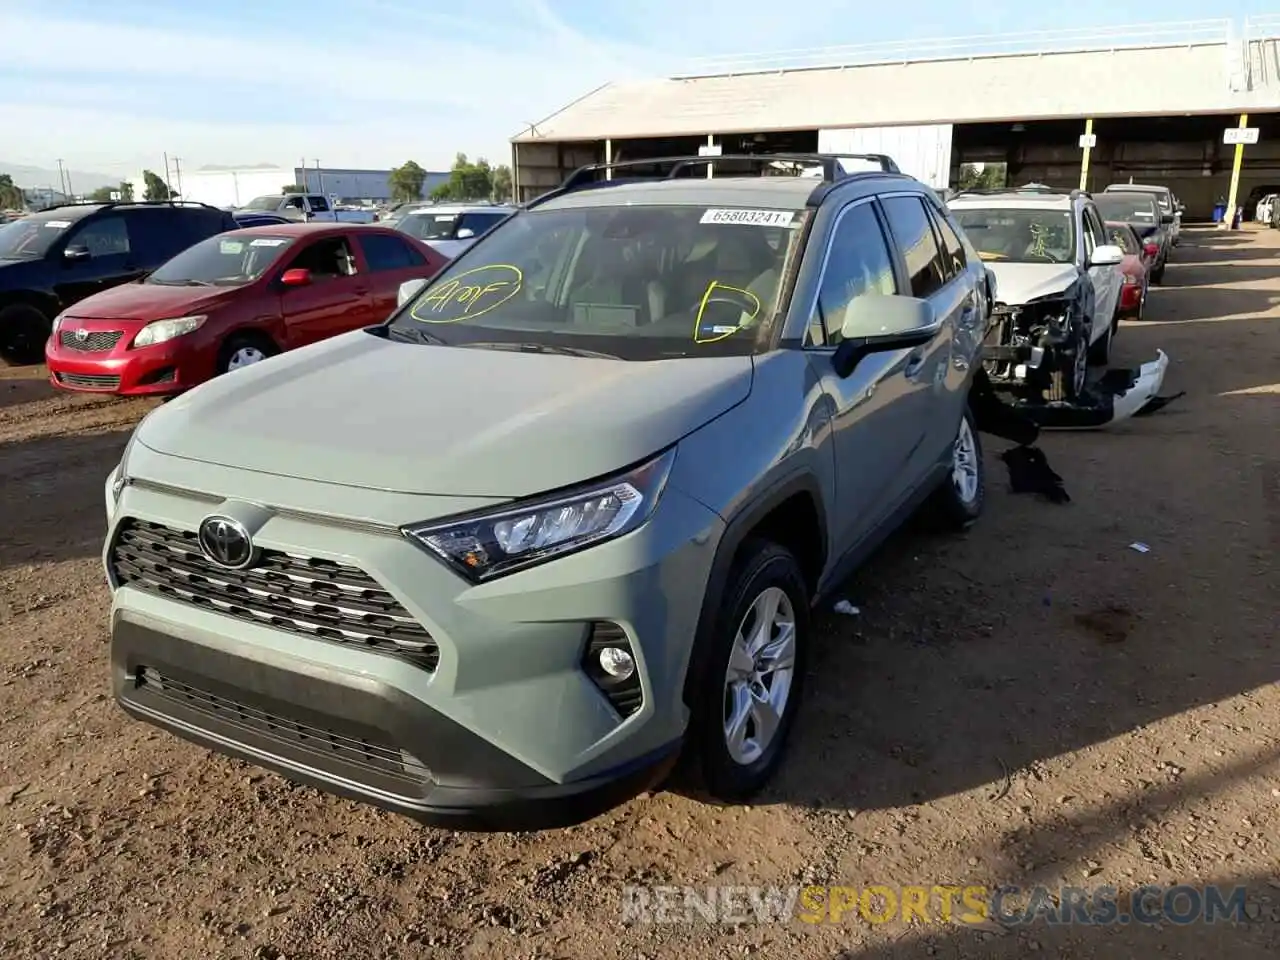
[987,263,1080,305]
[61,281,238,321]
[136,331,755,497]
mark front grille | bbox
[134,666,424,784]
[54,371,121,390]
[59,329,123,352]
[110,519,440,671]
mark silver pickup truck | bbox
[233,193,374,223]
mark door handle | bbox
[904,348,926,379]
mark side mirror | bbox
[280,268,312,287]
[1090,244,1124,267]
[64,244,91,261]
[454,227,476,240]
[397,277,427,307]
[1161,214,1175,225]
[831,295,937,379]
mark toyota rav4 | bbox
[105,153,993,830]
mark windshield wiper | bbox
[385,324,446,345]
[463,341,620,360]
[149,278,212,287]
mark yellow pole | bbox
[1223,113,1248,230]
[1079,118,1093,192]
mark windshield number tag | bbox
[250,238,287,246]
[700,209,794,227]
[44,220,72,229]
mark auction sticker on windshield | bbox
[220,240,244,254]
[700,209,795,227]
[43,221,72,229]
[411,264,523,323]
[250,238,287,246]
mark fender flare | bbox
[680,471,828,709]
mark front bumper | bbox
[113,618,679,830]
[46,336,212,396]
[105,455,723,829]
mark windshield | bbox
[147,234,293,286]
[396,212,459,241]
[951,208,1076,264]
[389,203,803,360]
[243,196,282,212]
[1095,194,1159,223]
[0,215,75,259]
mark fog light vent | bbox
[583,621,643,718]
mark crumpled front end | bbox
[981,291,1084,398]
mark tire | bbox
[926,405,985,531]
[1046,322,1089,403]
[684,540,811,803]
[216,332,278,376]
[0,303,53,366]
[1087,309,1114,366]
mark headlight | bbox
[403,449,677,583]
[132,315,207,348]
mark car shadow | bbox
[750,238,1278,815]
[0,427,133,571]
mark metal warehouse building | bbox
[510,18,1280,218]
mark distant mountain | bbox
[0,161,120,193]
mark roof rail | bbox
[953,185,1086,200]
[527,152,903,209]
[42,199,226,213]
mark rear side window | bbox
[358,233,422,271]
[809,201,899,346]
[880,196,948,298]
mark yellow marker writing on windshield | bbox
[693,281,760,344]
[412,264,523,323]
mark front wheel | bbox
[216,332,278,375]
[926,405,985,530]
[1047,323,1089,403]
[0,303,52,366]
[686,540,810,803]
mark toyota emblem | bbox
[197,515,257,569]
[75,328,89,342]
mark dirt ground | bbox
[1,227,1277,960]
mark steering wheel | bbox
[699,285,762,327]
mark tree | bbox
[142,169,172,201]
[491,164,513,203]
[0,173,24,210]
[429,153,496,202]
[89,180,135,203]
[282,184,306,194]
[388,161,427,203]
[958,163,1005,191]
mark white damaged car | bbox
[949,186,1123,404]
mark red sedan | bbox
[45,223,446,396]
[1105,221,1156,321]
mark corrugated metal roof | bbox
[514,23,1280,144]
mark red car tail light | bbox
[1143,242,1158,258]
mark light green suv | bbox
[105,154,992,830]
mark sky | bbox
[0,0,1276,178]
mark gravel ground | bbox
[1,227,1277,959]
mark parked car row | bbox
[943,178,1178,403]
